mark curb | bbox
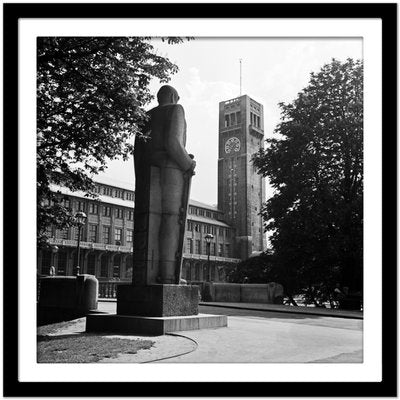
[199,302,363,320]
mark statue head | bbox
[157,85,180,105]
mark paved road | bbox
[96,301,363,363]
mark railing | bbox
[183,253,241,263]
[98,280,130,299]
[47,238,133,253]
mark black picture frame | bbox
[3,2,397,397]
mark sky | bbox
[96,37,363,205]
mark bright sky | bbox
[97,37,362,205]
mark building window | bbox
[76,201,85,211]
[126,230,133,244]
[210,243,216,256]
[114,189,122,198]
[206,211,211,218]
[219,227,224,236]
[236,111,241,124]
[114,228,122,245]
[89,225,97,242]
[199,209,205,216]
[102,226,110,244]
[224,114,230,127]
[230,113,236,126]
[103,187,111,196]
[61,198,70,208]
[186,238,193,254]
[203,241,208,255]
[114,208,123,219]
[59,227,69,240]
[74,227,80,241]
[126,192,134,201]
[194,224,200,232]
[127,210,134,221]
[103,206,111,217]
[187,221,193,231]
[218,244,223,257]
[225,244,230,257]
[89,203,98,214]
[195,240,201,254]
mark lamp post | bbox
[205,233,214,281]
[74,211,87,275]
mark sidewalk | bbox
[97,299,363,319]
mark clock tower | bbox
[217,95,266,260]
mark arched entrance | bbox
[100,254,109,278]
[112,254,121,278]
[87,252,96,275]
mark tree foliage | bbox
[225,251,274,283]
[37,37,187,246]
[252,59,363,300]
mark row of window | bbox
[224,111,242,128]
[50,225,134,246]
[83,202,134,220]
[186,238,230,257]
[43,197,134,220]
[188,206,220,219]
[48,196,223,224]
[186,221,231,237]
[93,185,134,201]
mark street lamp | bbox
[205,233,214,281]
[74,211,87,275]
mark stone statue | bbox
[133,85,196,285]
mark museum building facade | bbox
[38,181,240,284]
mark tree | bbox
[225,251,274,283]
[37,37,188,246]
[253,59,363,303]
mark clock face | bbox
[225,137,241,153]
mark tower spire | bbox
[239,58,242,96]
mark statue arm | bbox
[165,105,195,172]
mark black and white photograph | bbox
[3,2,396,397]
[35,35,364,364]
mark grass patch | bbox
[37,335,154,363]
[37,318,85,336]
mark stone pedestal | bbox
[117,284,199,317]
[85,284,228,335]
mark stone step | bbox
[86,313,227,335]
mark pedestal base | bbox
[117,284,199,317]
[86,313,227,335]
